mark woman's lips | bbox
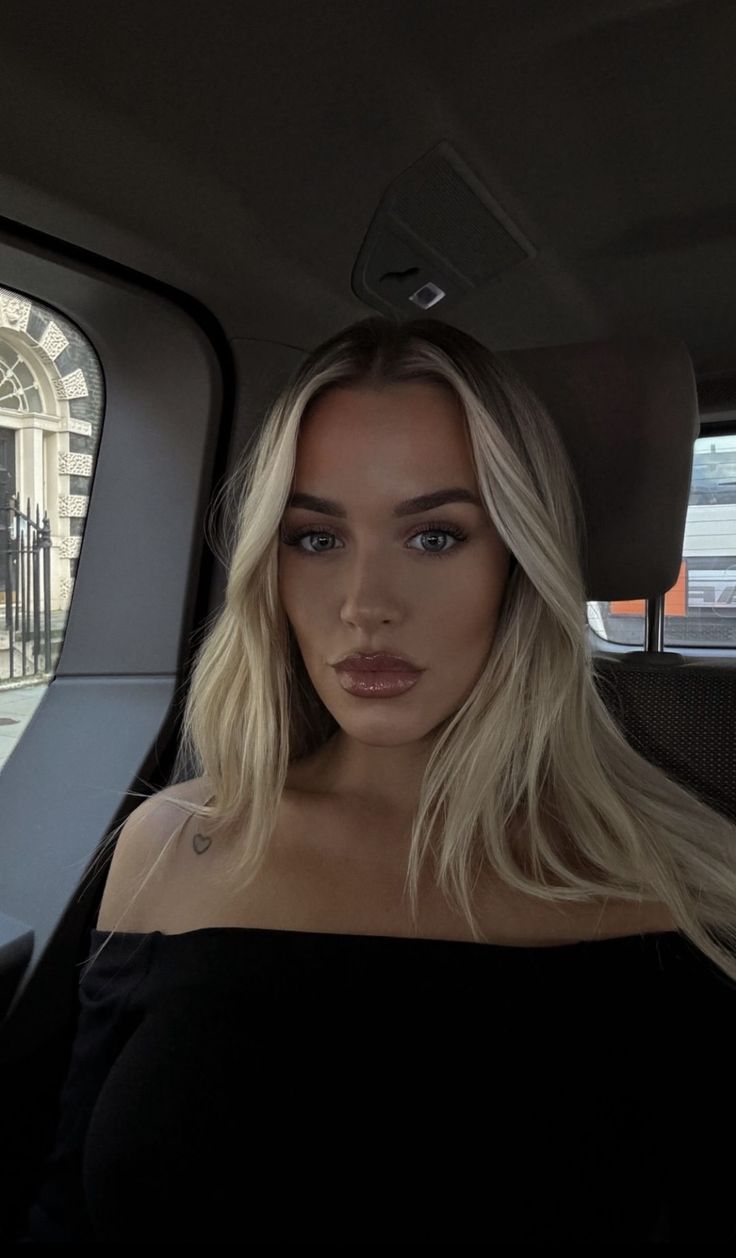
[335,655,421,672]
[335,670,422,698]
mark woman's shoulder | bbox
[95,777,215,934]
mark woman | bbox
[19,316,736,1244]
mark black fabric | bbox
[15,925,736,1244]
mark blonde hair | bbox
[81,314,736,984]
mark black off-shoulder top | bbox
[16,925,736,1244]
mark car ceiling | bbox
[1,0,735,398]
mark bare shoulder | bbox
[159,775,215,819]
[94,776,213,933]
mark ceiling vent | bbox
[352,140,536,320]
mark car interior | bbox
[1,0,735,1243]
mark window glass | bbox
[0,283,104,773]
[587,432,736,649]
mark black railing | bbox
[1,493,52,680]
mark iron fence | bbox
[1,493,52,681]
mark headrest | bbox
[499,337,698,602]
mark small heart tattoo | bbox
[193,832,212,854]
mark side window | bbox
[587,432,736,649]
[0,284,104,772]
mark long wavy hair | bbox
[80,314,736,984]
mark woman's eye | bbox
[280,524,468,558]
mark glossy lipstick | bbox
[336,670,422,698]
[334,651,423,699]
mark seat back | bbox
[592,652,736,827]
[501,336,734,829]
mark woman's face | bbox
[277,380,513,772]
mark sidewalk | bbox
[0,610,67,773]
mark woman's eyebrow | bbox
[285,487,482,518]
